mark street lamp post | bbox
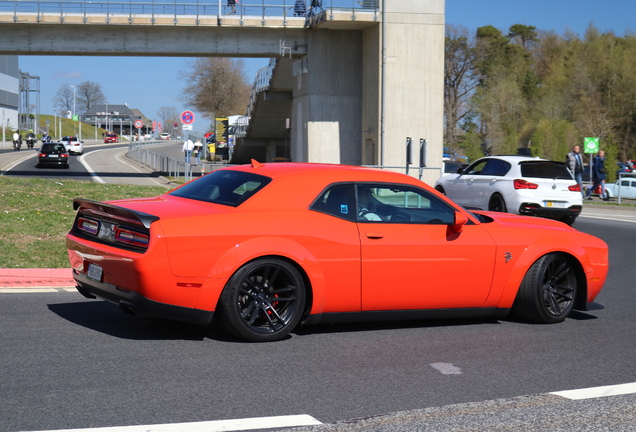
[71,85,77,136]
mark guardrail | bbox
[128,140,205,183]
[0,0,378,22]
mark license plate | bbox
[48,154,58,157]
[544,201,567,208]
[87,263,103,282]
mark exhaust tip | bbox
[119,302,137,316]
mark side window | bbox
[310,184,356,221]
[465,160,488,175]
[355,184,455,224]
[480,159,511,176]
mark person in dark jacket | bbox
[587,149,607,200]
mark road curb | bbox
[0,268,75,288]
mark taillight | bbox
[78,217,99,235]
[569,184,581,192]
[115,227,149,249]
[514,179,539,189]
[61,154,69,158]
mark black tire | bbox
[218,258,306,342]
[513,253,577,324]
[488,194,507,212]
[435,185,446,195]
[560,215,577,226]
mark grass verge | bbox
[0,176,167,268]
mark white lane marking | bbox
[0,151,38,173]
[430,363,462,375]
[114,149,168,187]
[79,149,106,183]
[29,414,322,432]
[579,214,636,224]
[551,382,636,400]
[0,288,62,293]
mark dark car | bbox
[37,143,69,168]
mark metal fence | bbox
[0,0,378,20]
[128,140,202,183]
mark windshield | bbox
[169,170,271,207]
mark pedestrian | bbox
[193,139,203,165]
[228,0,236,14]
[588,150,607,200]
[565,145,585,197]
[182,137,194,164]
[294,0,306,16]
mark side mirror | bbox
[452,211,468,233]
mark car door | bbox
[356,183,497,311]
[443,159,489,207]
[468,158,512,210]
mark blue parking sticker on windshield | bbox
[340,205,349,214]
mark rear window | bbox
[169,170,271,207]
[520,161,573,179]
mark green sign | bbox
[72,115,79,122]
[584,137,599,153]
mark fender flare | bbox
[197,236,327,314]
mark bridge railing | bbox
[0,0,378,20]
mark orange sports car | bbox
[66,162,608,342]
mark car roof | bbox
[477,155,547,163]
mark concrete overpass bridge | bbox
[0,0,444,182]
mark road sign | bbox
[72,115,79,122]
[134,119,144,129]
[182,124,193,131]
[181,111,195,125]
[584,137,599,153]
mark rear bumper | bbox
[72,269,214,326]
[518,203,582,218]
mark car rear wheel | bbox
[218,258,306,342]
[488,194,507,212]
[513,253,577,324]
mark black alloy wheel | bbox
[488,194,507,212]
[218,258,306,342]
[513,253,577,324]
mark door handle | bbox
[366,233,383,239]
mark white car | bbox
[60,136,84,155]
[435,155,583,225]
[605,176,636,199]
[159,133,171,140]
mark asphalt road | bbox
[1,145,636,431]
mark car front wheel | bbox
[513,253,577,324]
[435,185,446,195]
[218,258,306,342]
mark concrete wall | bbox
[292,29,363,165]
[291,0,444,185]
[0,56,19,130]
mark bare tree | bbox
[76,81,107,113]
[53,83,74,115]
[156,106,180,136]
[445,25,478,149]
[180,58,251,118]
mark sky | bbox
[19,0,636,133]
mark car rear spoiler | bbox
[73,198,160,229]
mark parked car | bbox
[66,162,607,342]
[435,155,583,225]
[605,176,636,200]
[159,133,171,140]
[60,136,84,155]
[37,143,69,168]
[104,133,118,143]
[443,147,468,162]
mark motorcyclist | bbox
[26,130,36,149]
[42,132,52,143]
[12,131,21,151]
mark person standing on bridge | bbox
[182,137,194,165]
[228,0,237,14]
